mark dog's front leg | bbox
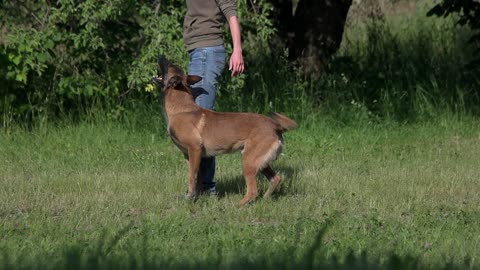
[186,146,202,200]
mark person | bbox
[183,0,244,195]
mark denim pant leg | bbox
[188,45,226,188]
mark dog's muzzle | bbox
[152,75,164,88]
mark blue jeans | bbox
[188,45,226,189]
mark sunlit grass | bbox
[1,117,479,268]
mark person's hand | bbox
[229,49,244,77]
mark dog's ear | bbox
[167,75,182,88]
[186,75,202,86]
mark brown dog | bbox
[153,56,297,206]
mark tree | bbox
[427,0,480,67]
[269,0,353,77]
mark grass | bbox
[1,2,480,269]
[1,116,480,269]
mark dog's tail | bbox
[271,112,298,132]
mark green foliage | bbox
[427,0,480,66]
[128,3,186,90]
[0,0,187,122]
[0,0,277,124]
[318,6,480,123]
[1,0,479,126]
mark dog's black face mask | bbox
[152,56,171,89]
[152,55,202,91]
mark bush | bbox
[1,0,479,126]
[0,0,276,124]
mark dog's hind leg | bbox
[258,139,283,199]
[240,138,282,206]
[261,165,281,199]
[240,145,261,206]
[240,159,258,206]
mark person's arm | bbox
[227,15,244,77]
[216,0,244,77]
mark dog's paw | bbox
[174,192,198,202]
[185,192,198,202]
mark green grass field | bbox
[1,116,479,269]
[1,0,480,268]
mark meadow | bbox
[1,116,480,269]
[2,0,480,269]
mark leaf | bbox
[15,72,27,83]
[37,52,50,63]
[24,58,34,68]
[25,45,33,53]
[12,55,21,66]
[6,71,16,79]
[18,43,26,52]
[45,39,55,50]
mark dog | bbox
[153,56,297,206]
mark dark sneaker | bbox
[200,186,217,197]
[207,187,217,197]
[175,186,217,201]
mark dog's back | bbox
[197,111,279,156]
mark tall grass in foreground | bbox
[0,228,474,270]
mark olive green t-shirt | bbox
[183,0,237,51]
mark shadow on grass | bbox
[215,165,299,199]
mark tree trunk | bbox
[269,0,294,47]
[269,0,353,77]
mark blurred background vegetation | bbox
[0,0,479,127]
